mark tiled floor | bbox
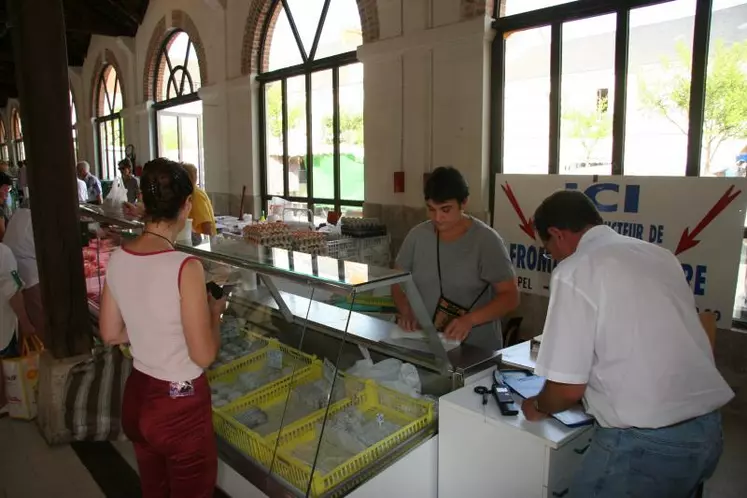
[1,412,746,498]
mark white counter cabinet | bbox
[438,377,593,498]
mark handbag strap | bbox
[436,231,444,296]
[436,229,490,310]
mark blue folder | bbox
[503,373,595,428]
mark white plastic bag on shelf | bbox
[346,358,422,398]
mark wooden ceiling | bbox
[0,0,149,106]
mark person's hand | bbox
[19,321,39,347]
[444,315,474,341]
[122,202,144,219]
[522,397,548,422]
[208,295,228,318]
[396,315,420,331]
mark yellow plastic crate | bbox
[212,360,364,467]
[269,382,435,496]
[207,330,272,381]
[207,334,314,384]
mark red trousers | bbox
[122,369,217,498]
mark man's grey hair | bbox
[76,161,90,172]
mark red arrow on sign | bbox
[501,182,536,240]
[675,185,742,256]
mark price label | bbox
[267,349,283,369]
[323,358,336,384]
[376,413,384,428]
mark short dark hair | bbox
[533,190,603,241]
[140,158,194,223]
[0,172,12,187]
[118,158,133,171]
[424,166,469,204]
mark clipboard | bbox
[502,372,594,428]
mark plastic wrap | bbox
[211,318,267,368]
[347,358,422,398]
[290,407,403,473]
[210,365,294,406]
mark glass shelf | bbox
[178,236,410,294]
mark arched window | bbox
[94,64,125,180]
[259,0,365,221]
[153,30,205,186]
[11,109,24,163]
[0,120,8,163]
[70,90,79,162]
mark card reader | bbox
[492,370,519,416]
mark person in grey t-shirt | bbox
[118,158,141,204]
[393,167,519,351]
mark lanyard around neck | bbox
[435,228,489,309]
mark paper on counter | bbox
[385,324,462,351]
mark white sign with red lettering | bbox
[493,174,747,328]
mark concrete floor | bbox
[1,412,745,497]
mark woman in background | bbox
[3,203,45,345]
[0,172,14,241]
[100,158,224,497]
[181,163,216,236]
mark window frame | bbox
[94,64,126,180]
[151,29,204,180]
[70,89,79,162]
[156,110,205,186]
[0,120,8,163]
[257,0,364,216]
[11,108,24,163]
[490,0,747,327]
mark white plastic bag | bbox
[2,336,43,420]
[347,358,422,398]
[103,177,128,213]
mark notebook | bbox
[503,373,594,428]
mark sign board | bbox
[493,174,747,328]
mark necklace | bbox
[143,230,175,248]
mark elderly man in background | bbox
[76,161,102,204]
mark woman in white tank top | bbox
[99,158,225,498]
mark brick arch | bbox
[240,0,380,75]
[143,11,209,102]
[89,50,127,117]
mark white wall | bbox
[360,1,494,214]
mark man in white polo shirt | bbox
[522,190,733,498]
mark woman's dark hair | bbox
[533,190,604,241]
[424,166,470,204]
[140,158,193,223]
[0,172,13,187]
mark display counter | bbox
[78,205,501,497]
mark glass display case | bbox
[78,204,501,497]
